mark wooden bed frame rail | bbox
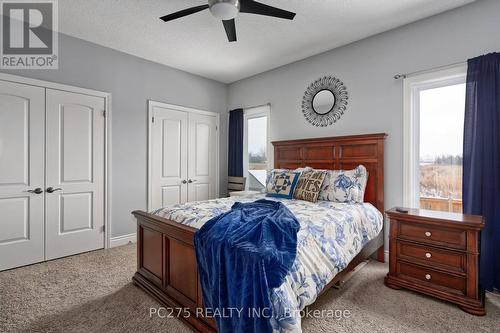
[132,133,387,333]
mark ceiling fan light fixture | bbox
[208,0,240,20]
[160,0,296,43]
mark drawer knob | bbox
[425,252,432,258]
[425,231,432,237]
[425,274,432,280]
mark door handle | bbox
[181,180,187,184]
[26,188,43,194]
[46,187,62,193]
[188,179,197,183]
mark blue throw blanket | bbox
[194,199,300,333]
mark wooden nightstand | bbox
[384,208,485,315]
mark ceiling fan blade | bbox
[223,19,237,42]
[160,4,209,22]
[240,0,296,20]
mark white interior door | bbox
[188,113,217,202]
[0,81,45,271]
[150,105,188,210]
[45,89,105,260]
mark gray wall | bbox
[1,33,228,238]
[227,0,500,252]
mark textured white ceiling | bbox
[58,0,475,83]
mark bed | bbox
[132,133,387,332]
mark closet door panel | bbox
[59,103,93,182]
[150,106,188,210]
[188,113,217,202]
[0,81,45,271]
[45,89,105,260]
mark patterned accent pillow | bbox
[266,169,287,187]
[318,165,368,203]
[265,167,313,189]
[266,170,300,199]
[293,170,327,203]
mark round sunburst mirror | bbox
[302,76,348,127]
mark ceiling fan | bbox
[160,0,296,42]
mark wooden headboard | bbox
[272,133,387,212]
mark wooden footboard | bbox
[132,210,217,333]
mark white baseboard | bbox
[110,233,136,248]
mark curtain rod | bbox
[393,60,467,80]
[230,103,271,111]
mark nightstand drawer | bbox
[397,262,466,295]
[398,222,466,249]
[397,241,466,273]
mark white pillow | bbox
[318,165,368,203]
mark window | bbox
[403,65,466,213]
[243,105,270,191]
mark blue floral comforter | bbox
[153,194,383,332]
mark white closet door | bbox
[188,113,217,202]
[45,89,105,260]
[0,81,45,271]
[150,106,188,210]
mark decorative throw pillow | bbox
[318,165,368,203]
[266,169,287,187]
[293,170,327,203]
[266,170,300,199]
[265,167,313,189]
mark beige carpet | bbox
[1,244,499,333]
